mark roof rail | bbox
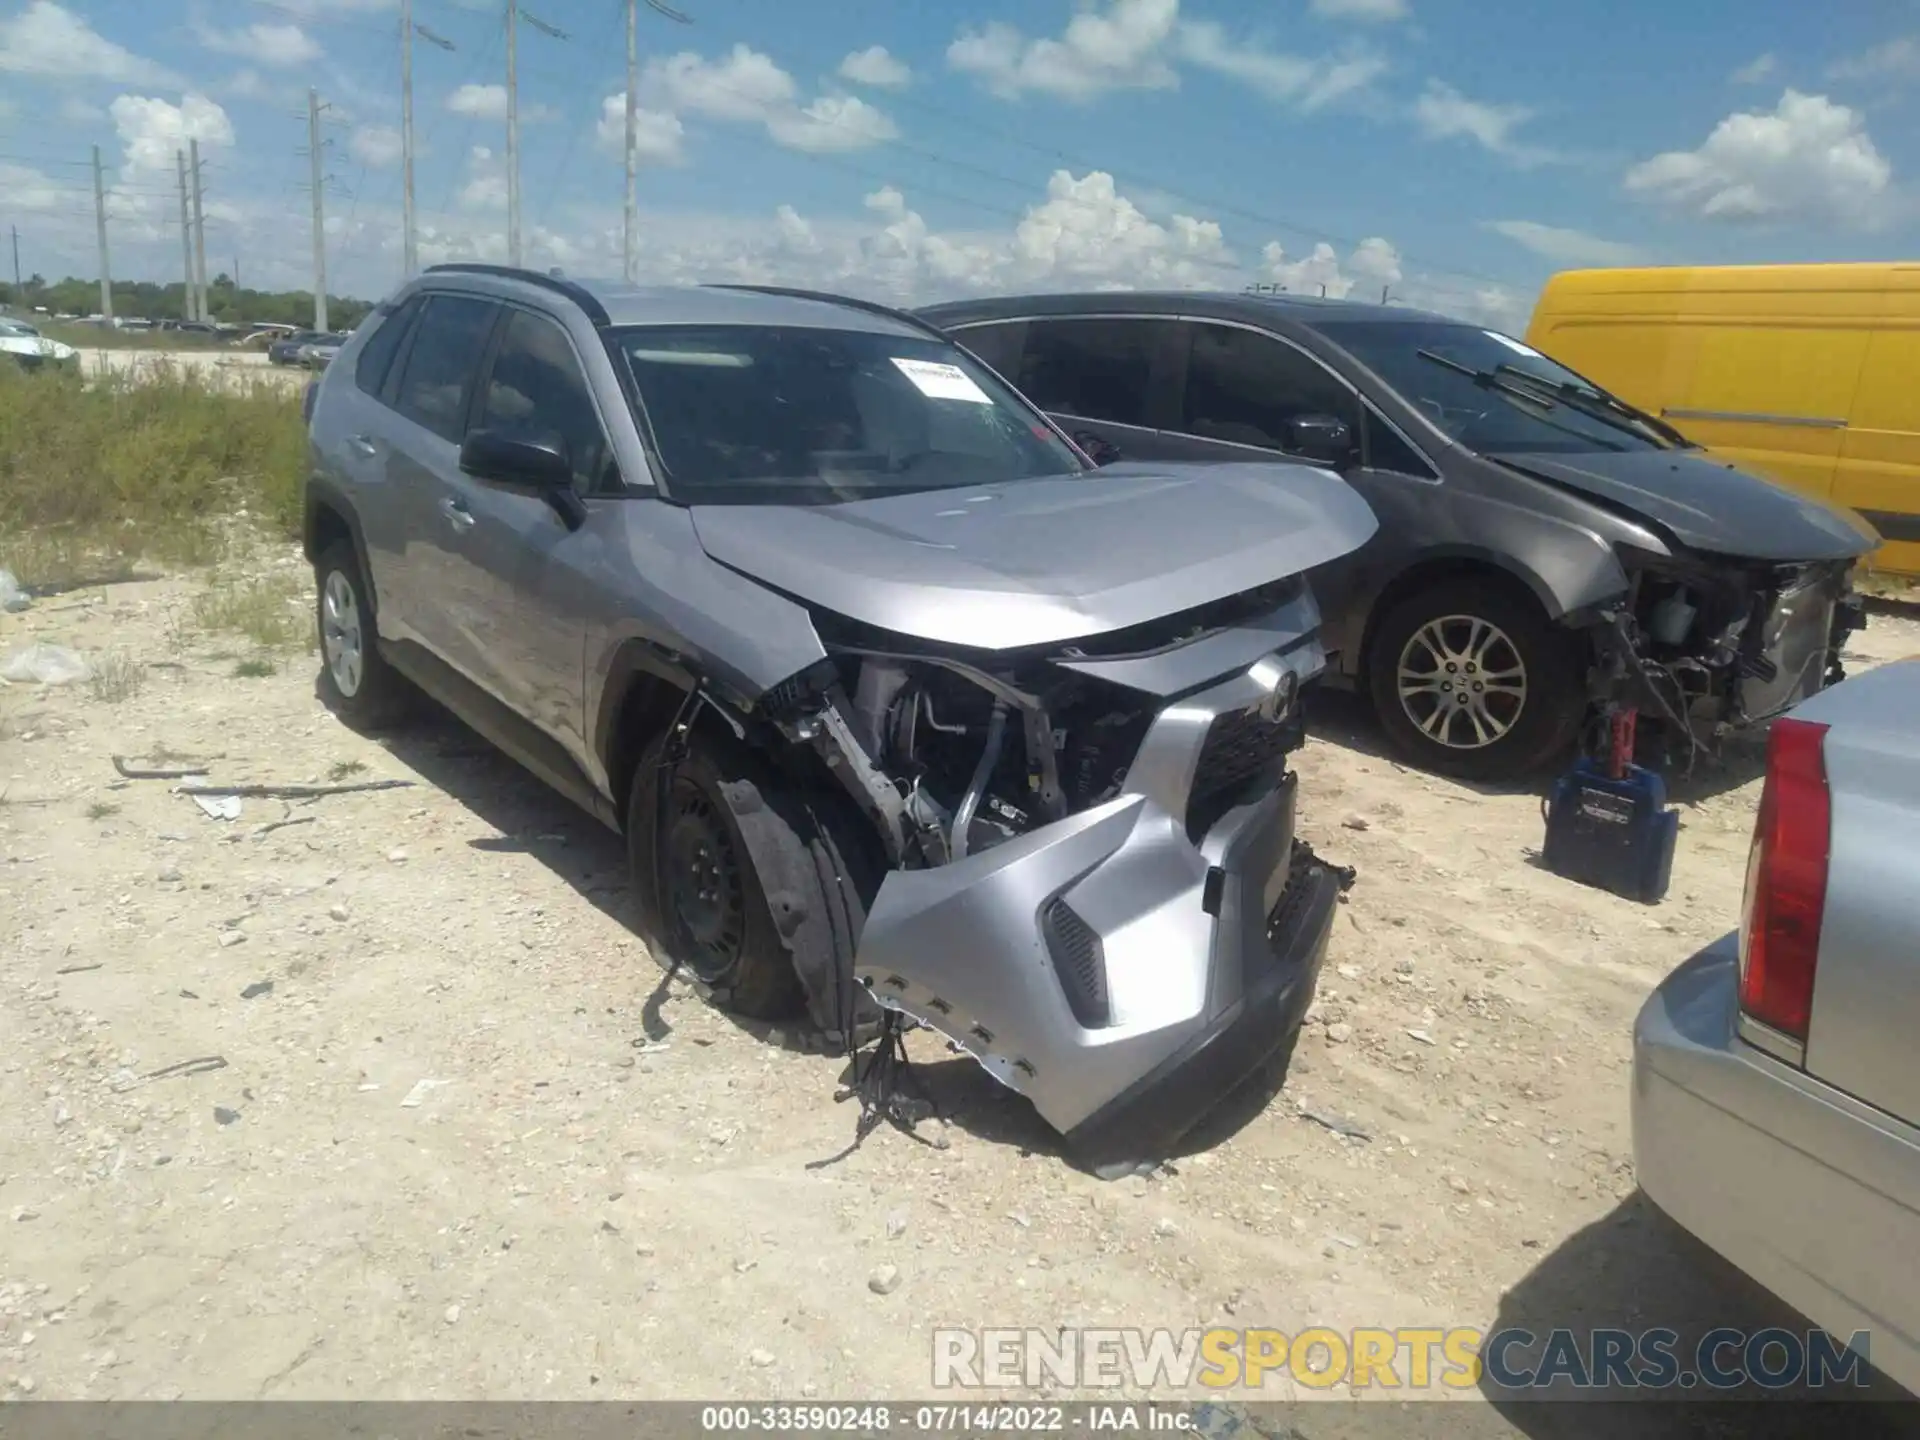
[422,263,611,327]
[700,283,956,347]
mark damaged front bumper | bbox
[850,646,1339,1177]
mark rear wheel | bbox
[313,540,412,730]
[1366,576,1585,782]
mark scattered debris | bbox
[179,778,414,800]
[252,815,316,839]
[10,1207,39,1223]
[388,848,409,864]
[0,568,28,613]
[867,1264,902,1295]
[327,903,349,922]
[157,865,183,883]
[1407,1028,1438,1046]
[1152,1218,1181,1239]
[112,755,209,781]
[191,795,244,822]
[885,1210,908,1240]
[143,1056,228,1083]
[240,980,274,1000]
[443,1305,461,1325]
[1300,1108,1372,1142]
[218,931,248,949]
[748,1348,775,1368]
[1342,815,1371,831]
[213,1107,241,1126]
[1,644,89,686]
[1325,1022,1354,1044]
[400,1078,451,1108]
[54,963,103,976]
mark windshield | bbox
[1314,320,1677,456]
[615,324,1086,505]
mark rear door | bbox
[381,292,504,679]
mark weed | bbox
[327,759,368,781]
[192,571,306,650]
[86,651,146,704]
[232,657,277,678]
[85,800,120,821]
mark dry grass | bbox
[231,657,278,678]
[85,651,146,704]
[0,359,305,589]
[190,570,309,652]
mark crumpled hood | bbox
[0,335,76,361]
[688,461,1379,650]
[1497,449,1879,562]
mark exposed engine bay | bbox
[1589,552,1866,769]
[744,577,1341,1175]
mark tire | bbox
[313,539,412,730]
[625,731,812,1022]
[1366,576,1586,783]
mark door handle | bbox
[345,434,378,458]
[440,498,476,532]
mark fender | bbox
[303,475,377,614]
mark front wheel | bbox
[1366,577,1585,783]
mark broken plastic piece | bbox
[0,569,28,613]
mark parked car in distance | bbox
[302,264,1380,1176]
[0,316,79,370]
[269,330,325,365]
[1528,263,1920,579]
[297,333,347,367]
[1633,655,1920,1397]
[919,293,1880,781]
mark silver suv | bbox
[301,265,1378,1175]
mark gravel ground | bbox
[2,554,1917,1421]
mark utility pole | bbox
[624,0,637,282]
[176,150,196,321]
[9,225,18,292]
[506,0,520,265]
[190,138,209,322]
[90,144,113,324]
[401,0,417,277]
[308,88,329,332]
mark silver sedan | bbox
[1633,655,1920,1396]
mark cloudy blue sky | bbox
[2,0,1916,324]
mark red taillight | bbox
[1737,716,1832,1043]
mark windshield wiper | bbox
[1489,364,1698,449]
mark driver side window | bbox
[1179,323,1358,454]
[478,309,618,494]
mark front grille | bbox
[1186,705,1298,841]
[1042,896,1110,1028]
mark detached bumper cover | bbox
[851,641,1337,1174]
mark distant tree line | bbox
[0,273,374,331]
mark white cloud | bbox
[197,20,322,68]
[647,44,798,122]
[60,96,105,123]
[1177,21,1386,110]
[459,145,505,210]
[1829,36,1920,82]
[0,1,179,85]
[1414,80,1559,166]
[1624,89,1893,227]
[766,94,899,154]
[1311,0,1409,20]
[1732,53,1777,85]
[444,82,552,122]
[349,125,402,168]
[594,96,686,165]
[1484,219,1645,267]
[948,0,1179,101]
[1259,236,1401,299]
[0,159,68,213]
[110,93,235,177]
[838,44,911,89]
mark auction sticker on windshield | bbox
[892,357,993,404]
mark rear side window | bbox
[1180,323,1359,452]
[478,309,616,494]
[1018,318,1157,427]
[354,298,418,398]
[392,295,499,442]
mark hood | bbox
[1496,449,1879,562]
[688,461,1379,650]
[0,335,73,360]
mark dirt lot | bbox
[2,554,1917,1416]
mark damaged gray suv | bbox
[301,266,1378,1175]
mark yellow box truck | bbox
[1524,262,1920,576]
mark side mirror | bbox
[1073,430,1123,467]
[458,429,586,529]
[1286,414,1355,467]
